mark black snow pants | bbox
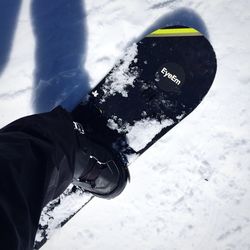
[0,106,77,250]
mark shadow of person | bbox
[0,0,22,76]
[31,0,90,113]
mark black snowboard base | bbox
[34,25,216,249]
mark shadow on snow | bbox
[31,0,90,112]
[0,5,207,113]
[0,0,22,76]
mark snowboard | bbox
[34,26,217,249]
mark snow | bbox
[35,186,92,244]
[100,43,138,101]
[108,116,175,152]
[1,0,250,250]
[126,118,174,152]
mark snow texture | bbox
[35,186,92,246]
[100,43,138,102]
[126,118,174,152]
[1,0,250,250]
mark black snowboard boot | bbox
[72,121,129,199]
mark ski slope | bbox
[0,0,250,250]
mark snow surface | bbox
[1,0,250,250]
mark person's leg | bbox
[0,107,76,250]
[0,106,129,249]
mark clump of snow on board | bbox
[35,186,92,245]
[108,116,174,152]
[99,43,139,102]
[126,118,174,151]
